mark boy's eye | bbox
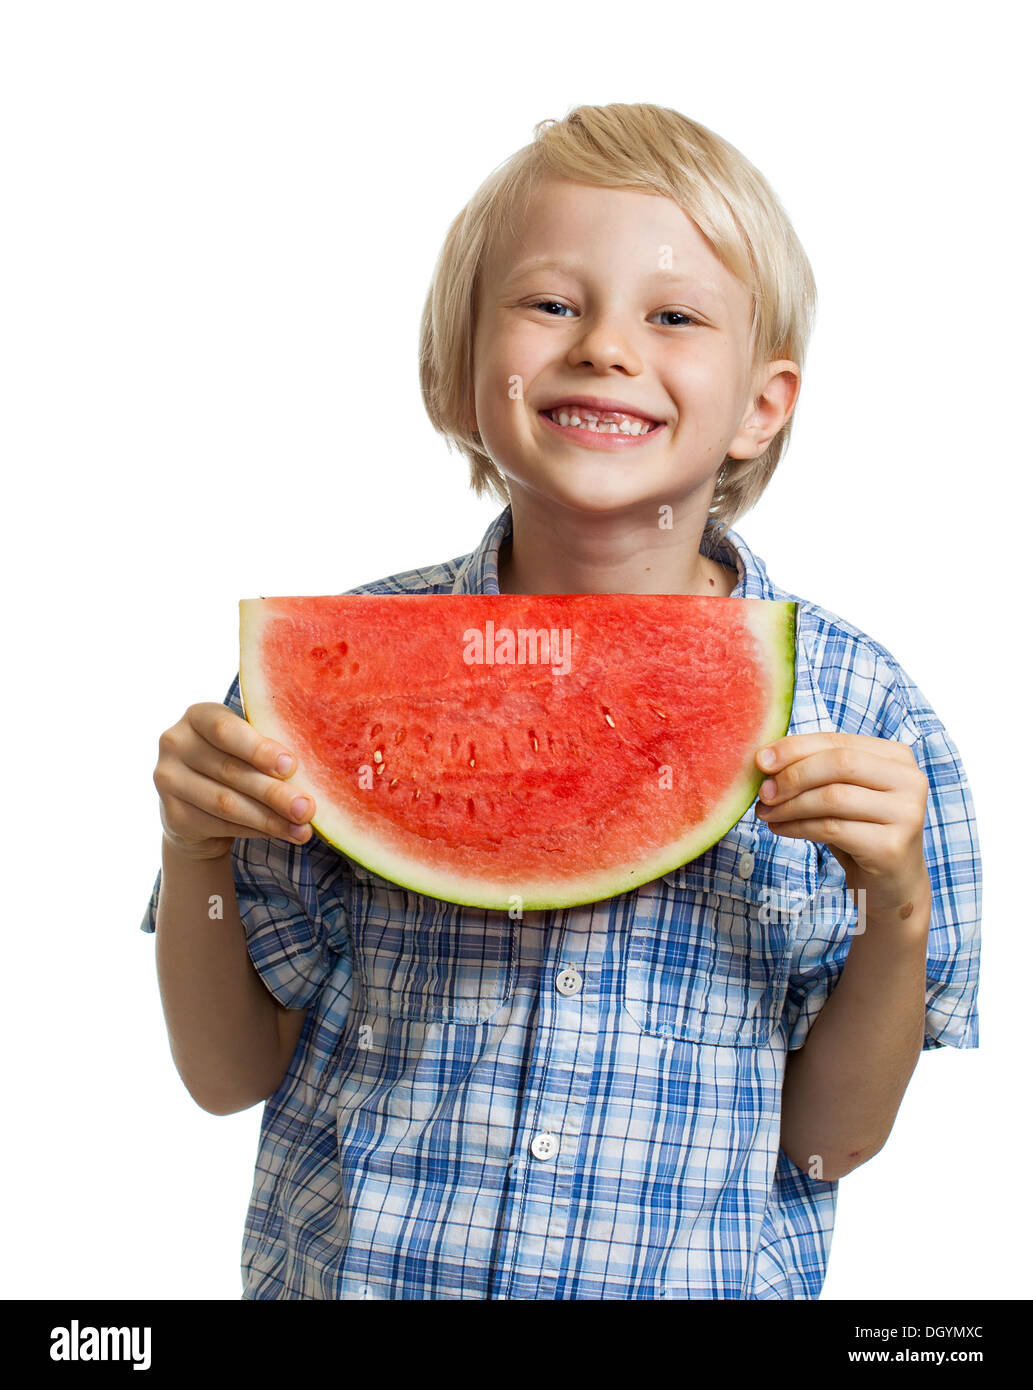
[528,300,699,327]
[530,300,574,317]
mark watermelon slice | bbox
[238,595,797,909]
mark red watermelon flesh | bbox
[238,594,796,909]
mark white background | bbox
[1,0,1027,1301]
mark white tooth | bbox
[586,419,599,431]
[619,419,632,433]
[559,411,570,426]
[569,414,581,426]
[605,423,618,433]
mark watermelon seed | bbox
[373,749,384,763]
[424,733,433,750]
[337,641,349,655]
[651,707,667,720]
[310,646,327,660]
[370,723,382,737]
[529,731,539,753]
[466,798,475,817]
[413,788,421,800]
[603,710,616,728]
[433,792,442,807]
[395,728,406,743]
[389,778,399,788]
[375,763,385,775]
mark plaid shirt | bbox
[140,506,980,1300]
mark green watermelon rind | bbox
[239,597,797,911]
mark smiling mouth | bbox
[538,408,662,436]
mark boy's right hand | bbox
[153,703,314,861]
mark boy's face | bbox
[471,177,798,521]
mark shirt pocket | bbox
[623,824,815,1047]
[346,860,517,1024]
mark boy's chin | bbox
[508,468,671,518]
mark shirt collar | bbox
[451,505,780,599]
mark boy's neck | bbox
[495,508,738,597]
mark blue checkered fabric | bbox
[140,507,980,1299]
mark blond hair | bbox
[418,103,817,534]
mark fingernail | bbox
[758,748,776,769]
[276,754,294,775]
[290,797,310,820]
[761,778,777,799]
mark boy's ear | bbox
[727,361,801,460]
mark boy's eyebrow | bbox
[501,256,726,309]
[503,255,586,281]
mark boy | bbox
[141,104,980,1300]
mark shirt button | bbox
[556,967,583,996]
[737,851,755,879]
[530,1133,558,1161]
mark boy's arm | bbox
[155,838,303,1115]
[778,877,930,1180]
[754,731,936,1181]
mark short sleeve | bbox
[138,674,354,1011]
[780,722,981,1053]
[912,725,981,1049]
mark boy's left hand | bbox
[754,733,930,919]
